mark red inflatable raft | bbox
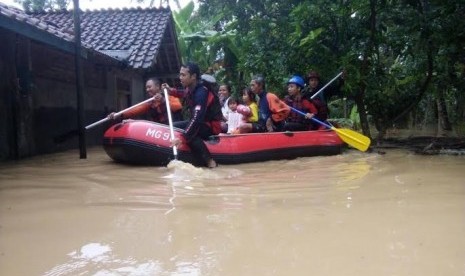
[103,120,345,166]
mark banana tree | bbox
[172,1,240,84]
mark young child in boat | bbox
[236,87,258,134]
[225,96,251,134]
[283,75,318,131]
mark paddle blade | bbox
[332,127,371,152]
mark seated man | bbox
[283,75,318,131]
[302,70,345,129]
[248,74,290,132]
[107,77,182,124]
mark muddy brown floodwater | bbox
[0,147,464,276]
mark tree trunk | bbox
[355,0,376,140]
[374,118,386,145]
[355,92,371,138]
[436,88,452,136]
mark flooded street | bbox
[0,147,464,275]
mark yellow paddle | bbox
[289,107,371,152]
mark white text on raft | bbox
[146,128,170,140]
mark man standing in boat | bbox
[248,74,290,132]
[163,62,223,168]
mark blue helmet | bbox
[287,75,305,88]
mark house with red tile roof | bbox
[0,3,182,160]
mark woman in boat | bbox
[218,84,232,133]
[164,62,223,168]
[107,78,183,124]
[249,74,290,132]
[283,75,318,131]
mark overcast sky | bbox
[0,0,193,11]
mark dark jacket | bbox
[302,79,344,104]
[302,79,344,121]
[284,94,317,124]
[183,83,223,141]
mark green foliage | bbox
[20,0,465,133]
[173,1,241,89]
[15,0,69,12]
[349,105,361,129]
[191,0,465,134]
